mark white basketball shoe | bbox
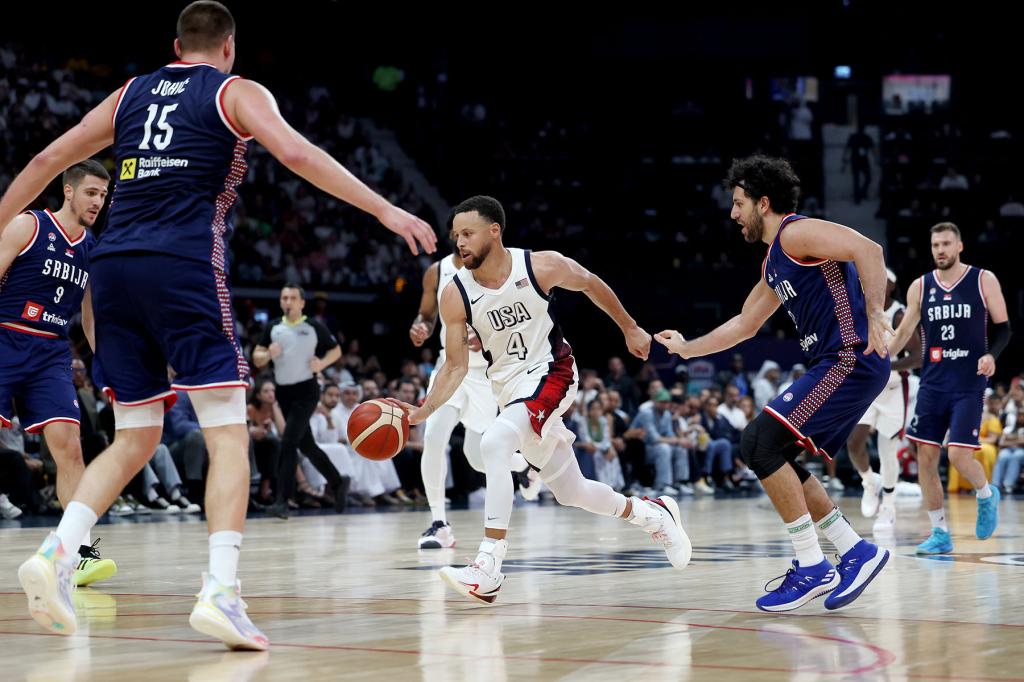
[630,496,692,569]
[439,539,507,604]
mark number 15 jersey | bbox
[95,62,252,267]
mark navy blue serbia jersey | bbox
[0,209,93,339]
[97,61,252,268]
[917,266,989,393]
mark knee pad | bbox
[741,412,803,481]
[188,387,247,428]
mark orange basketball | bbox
[347,399,410,461]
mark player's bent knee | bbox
[189,387,247,429]
[741,413,788,480]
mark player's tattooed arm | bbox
[406,284,469,424]
[410,263,439,346]
[531,250,651,360]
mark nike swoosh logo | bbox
[486,516,499,521]
[526,365,543,374]
[471,295,484,304]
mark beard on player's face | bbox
[932,248,959,271]
[741,207,764,243]
[461,240,492,270]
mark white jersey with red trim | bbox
[436,254,487,371]
[452,248,572,401]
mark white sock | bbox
[815,507,862,556]
[476,538,508,573]
[786,513,825,567]
[82,531,92,549]
[209,531,243,586]
[928,508,948,532]
[976,484,993,500]
[858,467,875,481]
[55,501,98,554]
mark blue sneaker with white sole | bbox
[755,558,839,612]
[916,527,954,555]
[976,485,1000,540]
[824,540,890,610]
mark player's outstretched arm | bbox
[655,279,780,359]
[224,79,436,256]
[410,263,440,346]
[529,251,651,360]
[406,283,469,424]
[887,278,922,358]
[779,218,892,356]
[0,92,118,232]
[889,307,923,372]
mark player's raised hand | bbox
[864,310,894,358]
[409,321,430,346]
[977,353,996,377]
[624,326,652,360]
[654,329,689,358]
[378,204,437,256]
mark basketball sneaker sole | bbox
[756,572,841,613]
[189,601,270,651]
[18,555,77,635]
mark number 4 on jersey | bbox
[506,332,528,360]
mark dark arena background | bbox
[0,2,1021,680]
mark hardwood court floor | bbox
[1,494,1021,681]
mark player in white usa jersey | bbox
[847,268,922,534]
[397,196,691,604]
[409,223,537,550]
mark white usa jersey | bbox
[436,254,487,370]
[452,248,572,394]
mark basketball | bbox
[347,399,410,461]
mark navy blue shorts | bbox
[907,386,984,450]
[91,253,249,406]
[0,327,79,433]
[764,349,890,460]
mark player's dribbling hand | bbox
[654,329,689,358]
[379,204,437,256]
[409,322,430,346]
[385,398,421,424]
[624,326,652,360]
[977,353,996,377]
[864,311,895,358]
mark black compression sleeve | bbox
[989,320,1012,359]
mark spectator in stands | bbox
[164,389,208,502]
[247,378,284,506]
[843,125,876,204]
[631,388,691,495]
[719,384,749,432]
[308,382,385,507]
[938,166,969,191]
[581,398,623,490]
[752,360,782,410]
[995,388,1024,493]
[700,397,738,491]
[605,357,640,415]
[998,195,1024,218]
[333,382,404,505]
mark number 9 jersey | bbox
[0,209,92,340]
